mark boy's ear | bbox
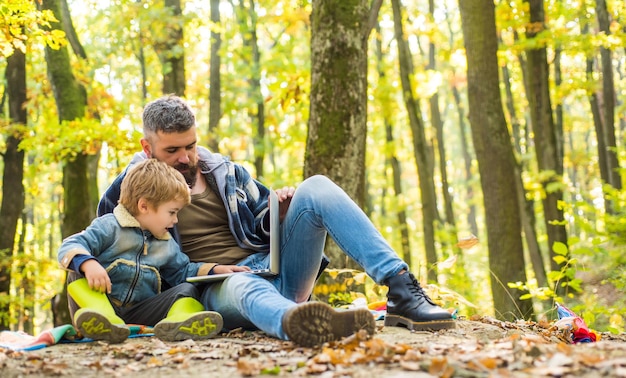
[137,198,150,213]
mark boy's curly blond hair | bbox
[119,159,191,215]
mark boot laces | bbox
[406,275,436,305]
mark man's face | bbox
[141,127,199,187]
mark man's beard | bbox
[174,163,198,188]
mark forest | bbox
[0,0,624,339]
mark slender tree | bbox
[578,21,609,200]
[459,0,534,320]
[524,0,568,283]
[595,0,620,191]
[0,49,27,330]
[450,84,478,236]
[40,0,91,326]
[207,0,222,152]
[428,0,455,229]
[374,24,411,267]
[155,0,186,96]
[236,0,265,178]
[500,43,547,289]
[391,0,439,282]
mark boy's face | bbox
[138,199,186,238]
[140,127,199,188]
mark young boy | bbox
[58,159,223,343]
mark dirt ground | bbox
[2,316,626,377]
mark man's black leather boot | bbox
[384,272,455,330]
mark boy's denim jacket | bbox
[58,205,212,307]
[97,147,273,253]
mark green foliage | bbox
[548,241,583,294]
[0,0,65,57]
[1,0,625,334]
[511,183,626,332]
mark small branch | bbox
[364,0,383,42]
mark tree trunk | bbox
[595,0,620,191]
[582,16,610,192]
[501,53,547,289]
[391,0,439,282]
[305,0,372,268]
[157,0,186,96]
[0,49,27,330]
[428,0,455,229]
[237,0,265,178]
[524,0,568,283]
[137,36,148,102]
[459,0,534,321]
[59,0,87,59]
[207,0,221,152]
[451,85,478,237]
[41,0,91,326]
[553,48,564,174]
[374,25,411,267]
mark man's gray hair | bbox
[142,94,195,135]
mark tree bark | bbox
[501,50,547,289]
[451,85,478,236]
[524,0,568,282]
[59,0,87,59]
[428,0,455,229]
[305,0,372,268]
[207,0,222,152]
[580,22,610,197]
[595,0,620,191]
[391,0,439,282]
[237,0,265,178]
[157,0,186,96]
[41,0,91,326]
[459,0,534,320]
[0,49,27,330]
[374,24,411,267]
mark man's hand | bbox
[274,186,295,222]
[80,259,112,294]
[212,265,251,274]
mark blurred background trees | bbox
[0,0,624,334]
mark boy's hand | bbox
[80,259,112,294]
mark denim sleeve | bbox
[159,241,205,286]
[58,216,117,267]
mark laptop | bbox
[186,189,280,283]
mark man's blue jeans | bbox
[200,175,408,340]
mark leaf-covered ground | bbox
[2,316,626,377]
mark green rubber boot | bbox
[68,278,129,344]
[154,297,223,342]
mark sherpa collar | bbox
[113,205,172,240]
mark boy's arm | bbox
[80,259,112,294]
[62,253,111,293]
[69,254,96,272]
